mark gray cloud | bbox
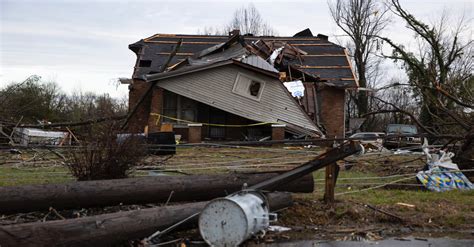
[1,0,471,98]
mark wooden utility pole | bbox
[0,173,313,214]
[324,163,338,203]
[0,192,292,247]
[324,141,341,203]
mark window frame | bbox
[161,91,197,125]
[232,72,266,101]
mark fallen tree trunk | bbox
[0,172,312,214]
[0,192,292,247]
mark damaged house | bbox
[125,29,358,142]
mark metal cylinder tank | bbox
[199,191,271,246]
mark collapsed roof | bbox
[127,29,359,137]
[129,29,358,88]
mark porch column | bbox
[271,124,286,141]
[187,123,202,143]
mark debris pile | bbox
[0,142,361,246]
[417,149,474,192]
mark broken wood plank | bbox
[0,172,312,214]
[295,65,351,69]
[364,204,404,222]
[0,192,292,247]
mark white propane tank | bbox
[198,191,274,247]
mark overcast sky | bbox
[0,0,472,98]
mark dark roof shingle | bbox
[129,32,358,88]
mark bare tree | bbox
[365,0,473,172]
[329,0,389,124]
[225,4,276,36]
[197,26,227,36]
[375,0,473,133]
[198,4,277,36]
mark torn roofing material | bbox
[129,29,358,88]
[146,37,279,81]
[145,59,278,82]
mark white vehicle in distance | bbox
[348,132,385,146]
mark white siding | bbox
[157,65,321,134]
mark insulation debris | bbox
[416,141,474,191]
[269,46,284,65]
[283,80,305,98]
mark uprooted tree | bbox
[367,0,473,172]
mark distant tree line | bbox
[0,75,127,127]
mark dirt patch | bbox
[267,194,474,242]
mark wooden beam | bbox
[144,41,221,45]
[156,52,194,56]
[302,54,346,57]
[319,78,356,81]
[324,163,337,203]
[292,44,333,46]
[144,34,323,41]
[296,65,351,69]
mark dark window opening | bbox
[138,60,152,67]
[249,81,261,97]
[162,91,197,124]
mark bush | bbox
[66,123,145,181]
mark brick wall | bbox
[127,79,152,133]
[147,87,163,133]
[319,87,345,138]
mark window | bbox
[162,91,197,124]
[162,91,178,122]
[249,81,261,96]
[232,73,265,101]
[138,60,152,67]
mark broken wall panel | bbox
[156,64,321,135]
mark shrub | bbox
[66,123,145,180]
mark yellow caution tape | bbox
[149,113,276,127]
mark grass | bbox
[0,166,73,186]
[340,188,474,206]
